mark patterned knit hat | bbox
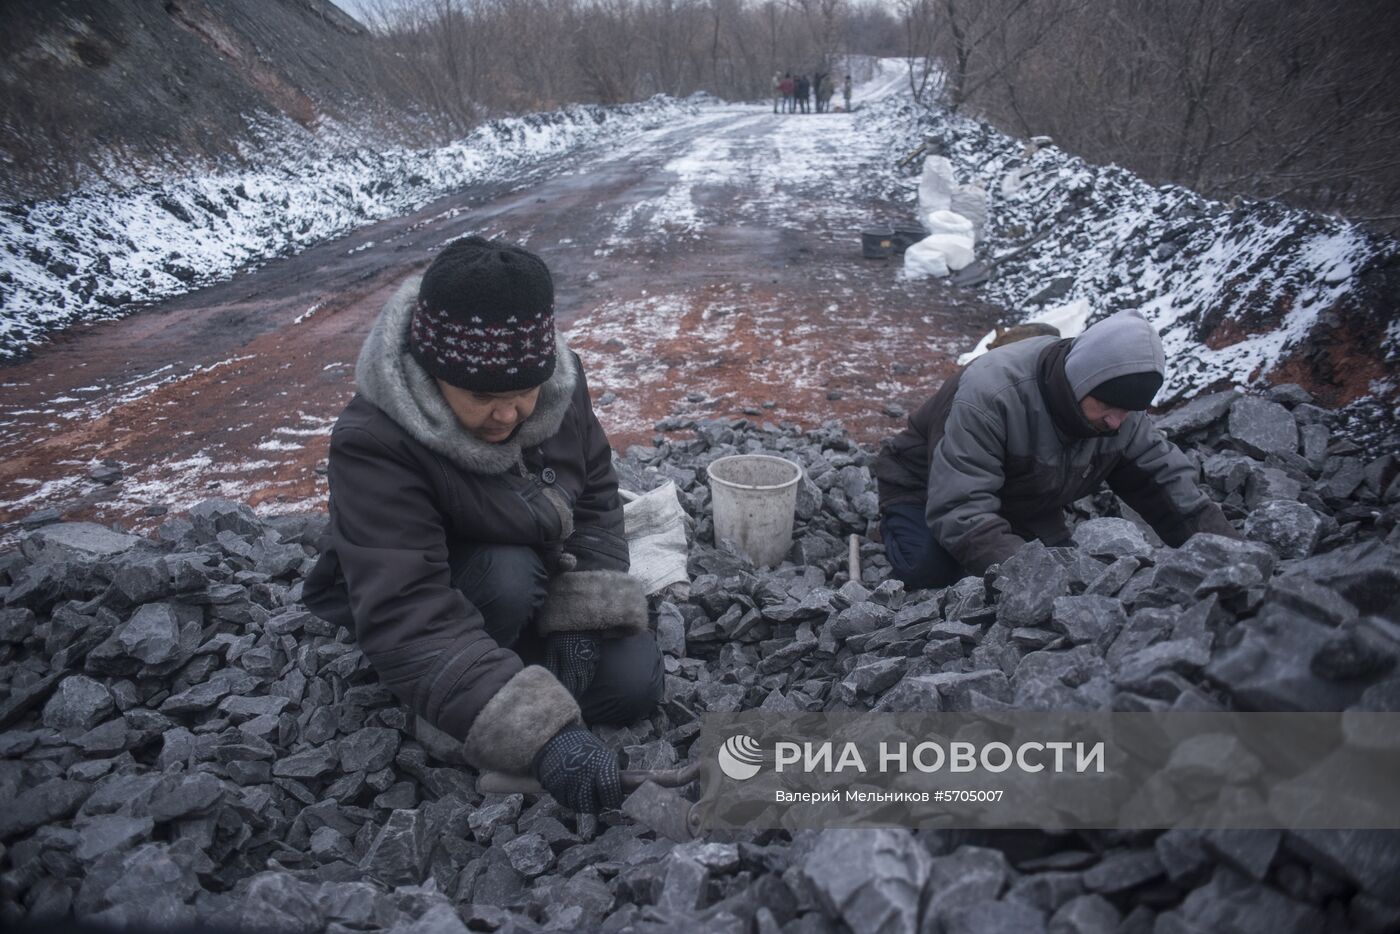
[408,237,557,391]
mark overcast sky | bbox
[329,0,372,25]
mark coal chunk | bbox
[1,779,92,840]
[339,726,401,773]
[28,522,144,559]
[361,808,431,885]
[75,814,155,863]
[1156,391,1237,437]
[1243,500,1324,559]
[994,541,1070,627]
[1228,396,1299,458]
[1071,517,1153,560]
[800,828,930,934]
[112,603,183,666]
[1285,543,1400,620]
[41,674,115,731]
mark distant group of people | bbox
[773,71,852,114]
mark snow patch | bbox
[1,96,701,360]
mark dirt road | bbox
[0,82,1005,544]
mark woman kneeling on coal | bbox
[304,237,662,814]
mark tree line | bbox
[897,0,1400,232]
[365,0,1398,230]
[356,0,901,133]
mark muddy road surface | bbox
[0,83,1006,544]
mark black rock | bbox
[0,779,91,840]
[1083,849,1164,893]
[361,809,432,885]
[1288,829,1400,900]
[1150,534,1276,602]
[273,745,341,780]
[159,668,260,714]
[1260,576,1357,627]
[112,602,183,665]
[923,845,1009,928]
[30,521,143,559]
[502,832,555,878]
[1156,391,1238,437]
[1228,396,1299,458]
[1243,500,1324,559]
[1048,894,1119,933]
[1206,612,1378,710]
[942,899,1046,934]
[1310,628,1396,681]
[75,716,132,755]
[1172,865,1323,932]
[1049,595,1125,648]
[75,814,155,863]
[994,541,1070,626]
[339,726,401,774]
[236,872,323,934]
[1285,543,1400,621]
[41,674,115,731]
[147,772,226,823]
[188,499,263,543]
[20,507,63,529]
[1200,829,1281,882]
[88,465,124,485]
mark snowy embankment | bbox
[0,96,698,361]
[857,94,1400,411]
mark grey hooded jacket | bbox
[874,312,1237,574]
[302,277,647,775]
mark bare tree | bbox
[941,0,1400,229]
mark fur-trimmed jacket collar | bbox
[354,276,579,475]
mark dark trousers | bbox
[879,501,967,591]
[449,543,664,726]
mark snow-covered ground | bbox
[0,96,697,361]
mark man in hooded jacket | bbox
[873,310,1240,589]
[303,237,662,814]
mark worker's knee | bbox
[449,543,547,646]
[580,631,664,726]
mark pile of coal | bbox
[1,384,1397,932]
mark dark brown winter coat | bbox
[303,278,645,775]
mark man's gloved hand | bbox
[533,724,622,813]
[544,632,600,699]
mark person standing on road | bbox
[873,311,1241,590]
[772,71,783,113]
[779,73,795,113]
[818,73,835,113]
[303,237,661,815]
[796,74,810,114]
[842,74,853,112]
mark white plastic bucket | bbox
[706,454,803,567]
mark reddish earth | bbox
[0,109,1006,546]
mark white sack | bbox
[918,155,955,218]
[924,210,975,239]
[920,233,976,271]
[621,481,690,595]
[900,237,951,279]
[950,183,989,238]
